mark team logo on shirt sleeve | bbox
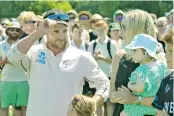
[36,52,46,64]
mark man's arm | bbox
[151,78,165,110]
[156,109,170,116]
[17,30,43,54]
[17,19,57,54]
[8,19,58,64]
[81,52,110,107]
[7,30,43,64]
[14,19,58,55]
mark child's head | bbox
[126,34,158,63]
[95,20,108,37]
[68,95,96,116]
[72,23,83,40]
[110,22,121,40]
[163,27,174,69]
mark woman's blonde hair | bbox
[17,11,37,25]
[71,95,96,116]
[122,9,156,45]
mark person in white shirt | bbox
[7,9,109,116]
[88,20,117,116]
[0,21,29,116]
[165,9,174,33]
[71,23,88,51]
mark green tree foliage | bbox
[0,1,72,18]
[71,1,173,18]
[0,1,172,19]
[29,1,72,15]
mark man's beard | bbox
[52,40,67,50]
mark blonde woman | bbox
[17,11,37,36]
[109,9,159,116]
[17,11,40,44]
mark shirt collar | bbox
[95,36,110,43]
[71,39,85,47]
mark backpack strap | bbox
[38,37,43,44]
[85,43,89,51]
[107,39,112,59]
[92,41,97,54]
[0,64,5,73]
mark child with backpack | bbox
[88,19,117,116]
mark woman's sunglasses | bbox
[69,16,76,20]
[115,17,123,21]
[1,23,8,26]
[80,17,89,20]
[90,20,97,24]
[9,28,21,32]
[25,20,36,24]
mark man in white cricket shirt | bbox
[7,9,109,116]
[0,21,29,116]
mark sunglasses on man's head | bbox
[47,14,69,22]
[25,20,36,24]
[9,28,21,32]
[156,24,165,28]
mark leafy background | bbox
[0,0,173,19]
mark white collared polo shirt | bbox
[71,39,86,51]
[8,44,109,116]
[0,40,27,81]
[88,37,117,77]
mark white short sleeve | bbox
[80,52,110,101]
